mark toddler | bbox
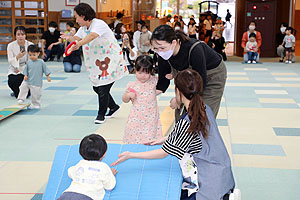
[17,44,51,109]
[122,55,162,144]
[58,134,117,200]
[246,32,258,63]
[282,27,296,64]
[139,24,151,54]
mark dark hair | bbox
[151,25,190,44]
[49,21,58,28]
[174,69,209,138]
[249,32,256,38]
[27,44,40,53]
[141,24,148,29]
[188,18,196,26]
[115,23,124,40]
[249,21,256,26]
[79,134,107,161]
[286,26,295,34]
[14,26,26,36]
[135,55,155,75]
[116,12,124,19]
[280,22,288,28]
[66,21,74,27]
[74,3,96,21]
[174,21,181,27]
[122,32,134,48]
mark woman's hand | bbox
[60,32,70,41]
[170,97,179,109]
[16,50,26,60]
[111,168,118,175]
[71,40,81,51]
[165,73,173,80]
[144,136,167,146]
[111,151,131,166]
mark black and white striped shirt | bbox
[162,118,202,160]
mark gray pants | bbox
[58,192,93,200]
[18,81,42,107]
[277,45,296,62]
[175,60,227,121]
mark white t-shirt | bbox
[204,19,212,30]
[65,160,116,200]
[133,30,152,49]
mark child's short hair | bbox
[27,44,40,53]
[135,55,154,75]
[286,27,294,34]
[66,21,74,27]
[141,24,148,29]
[249,32,256,39]
[79,134,107,161]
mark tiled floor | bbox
[0,57,300,200]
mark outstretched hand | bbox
[111,151,131,166]
[144,137,167,146]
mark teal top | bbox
[23,59,51,87]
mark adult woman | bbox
[151,25,226,118]
[241,21,262,62]
[121,32,138,73]
[188,18,197,39]
[7,26,33,98]
[112,69,239,200]
[63,27,82,73]
[61,3,127,124]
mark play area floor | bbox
[0,56,300,200]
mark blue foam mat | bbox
[43,144,182,200]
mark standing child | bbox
[282,27,296,64]
[139,24,151,54]
[17,44,51,109]
[246,33,258,63]
[58,134,117,200]
[122,55,162,144]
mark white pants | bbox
[18,81,42,107]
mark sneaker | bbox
[94,116,105,124]
[252,60,257,64]
[229,188,241,200]
[285,60,289,64]
[33,106,40,109]
[105,105,120,119]
[247,60,251,64]
[17,99,24,104]
[289,61,292,64]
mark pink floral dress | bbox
[123,75,162,144]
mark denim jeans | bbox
[247,51,258,61]
[44,43,64,61]
[63,62,81,72]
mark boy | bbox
[246,33,258,63]
[17,44,51,109]
[139,24,151,54]
[58,134,117,200]
[282,27,296,64]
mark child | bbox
[246,32,258,63]
[139,24,151,54]
[17,44,51,109]
[122,55,162,144]
[210,31,227,61]
[58,134,117,200]
[282,27,296,64]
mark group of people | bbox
[7,3,241,200]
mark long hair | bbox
[174,69,209,138]
[122,32,134,48]
[150,24,190,44]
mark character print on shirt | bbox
[96,57,110,80]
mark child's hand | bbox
[24,75,28,81]
[170,97,180,109]
[128,92,136,101]
[165,73,173,80]
[47,76,51,82]
[111,168,118,175]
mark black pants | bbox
[93,82,118,118]
[8,74,25,98]
[44,43,64,61]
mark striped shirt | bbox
[162,117,202,160]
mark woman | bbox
[114,23,126,44]
[188,18,197,39]
[241,21,262,63]
[63,27,82,73]
[151,25,226,119]
[7,26,33,98]
[61,3,127,124]
[121,32,138,73]
[112,69,240,200]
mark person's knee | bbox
[63,62,73,72]
[73,65,81,73]
[57,43,64,50]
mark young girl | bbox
[122,55,162,144]
[282,27,296,64]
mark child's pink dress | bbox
[123,75,162,144]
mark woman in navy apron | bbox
[112,69,240,200]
